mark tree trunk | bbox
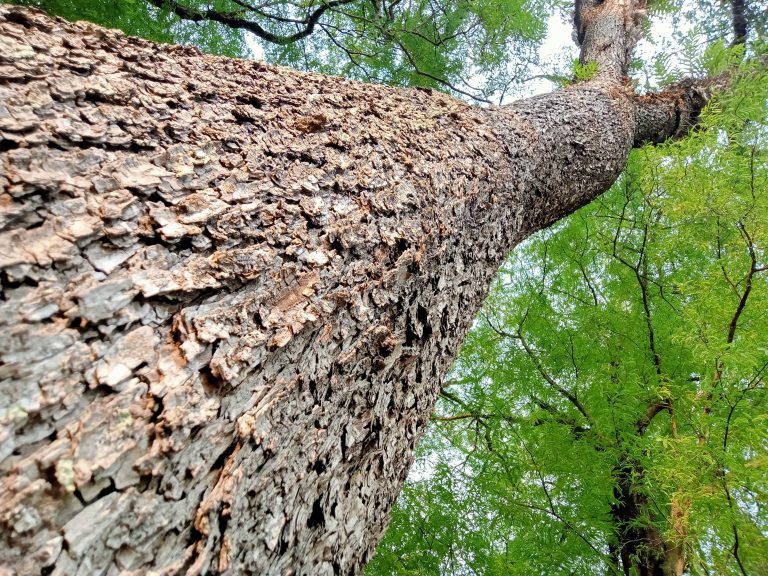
[611,460,687,576]
[0,4,717,575]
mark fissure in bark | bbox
[0,2,722,574]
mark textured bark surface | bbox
[575,0,646,83]
[0,3,715,575]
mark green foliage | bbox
[243,0,547,100]
[9,0,551,101]
[9,0,249,57]
[702,40,746,76]
[368,59,768,576]
[633,0,767,90]
[571,58,599,83]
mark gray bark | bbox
[0,3,720,574]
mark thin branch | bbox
[388,33,491,102]
[516,429,558,518]
[485,308,594,426]
[637,223,663,377]
[727,222,758,344]
[531,395,591,437]
[717,217,740,297]
[329,3,492,102]
[502,498,622,575]
[722,479,750,576]
[431,412,481,422]
[516,328,594,425]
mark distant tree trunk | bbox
[611,460,688,576]
[0,3,720,574]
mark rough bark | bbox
[0,3,721,575]
[575,0,646,83]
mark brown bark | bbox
[0,3,723,574]
[575,0,647,83]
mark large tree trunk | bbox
[0,3,716,574]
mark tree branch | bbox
[730,0,748,46]
[633,75,731,146]
[516,328,594,425]
[636,400,667,434]
[531,396,591,438]
[148,0,357,45]
[502,497,622,574]
[574,0,647,83]
[727,222,758,344]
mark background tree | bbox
[368,5,768,575]
[0,0,756,574]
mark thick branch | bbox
[731,0,748,46]
[636,400,667,434]
[633,76,730,146]
[147,0,357,45]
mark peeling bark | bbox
[0,3,724,575]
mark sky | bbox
[528,13,577,96]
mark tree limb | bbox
[147,0,357,45]
[633,75,731,146]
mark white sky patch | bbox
[526,13,577,97]
[245,34,265,60]
[540,13,574,62]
